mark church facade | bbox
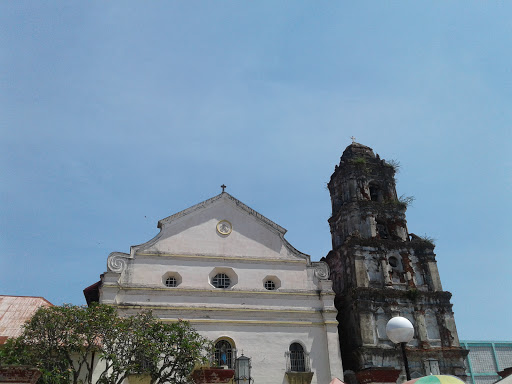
[95,192,343,384]
[87,142,468,384]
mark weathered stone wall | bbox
[324,143,467,382]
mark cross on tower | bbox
[351,136,356,143]
[221,184,226,193]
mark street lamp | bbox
[234,354,252,384]
[386,316,414,381]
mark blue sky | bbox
[1,2,511,341]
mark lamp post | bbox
[386,316,414,381]
[234,354,252,384]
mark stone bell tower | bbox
[323,142,467,383]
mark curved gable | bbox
[134,193,306,261]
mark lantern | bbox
[234,354,252,384]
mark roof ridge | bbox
[157,192,286,235]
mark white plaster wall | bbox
[141,198,296,260]
[100,193,343,384]
[193,322,335,384]
[124,257,315,291]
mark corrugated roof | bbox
[0,295,53,343]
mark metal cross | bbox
[351,136,356,143]
[221,184,226,193]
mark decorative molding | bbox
[312,261,330,280]
[161,318,330,327]
[216,220,232,236]
[282,237,312,264]
[103,284,320,296]
[107,252,131,273]
[109,303,331,314]
[135,252,307,264]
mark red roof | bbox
[0,295,53,344]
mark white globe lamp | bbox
[386,316,414,380]
[386,316,414,344]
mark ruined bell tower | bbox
[324,142,467,382]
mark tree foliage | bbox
[0,304,211,384]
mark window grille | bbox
[214,340,235,368]
[469,346,497,373]
[473,377,500,384]
[495,345,512,372]
[212,273,230,288]
[165,276,177,287]
[264,280,276,290]
[286,343,310,372]
[134,352,153,372]
[463,341,512,384]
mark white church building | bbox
[89,191,344,384]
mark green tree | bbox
[0,304,117,384]
[0,304,210,384]
[142,320,212,384]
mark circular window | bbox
[165,276,177,287]
[264,280,276,290]
[388,256,399,268]
[212,273,230,288]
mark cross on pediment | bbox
[221,184,226,193]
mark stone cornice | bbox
[174,319,339,326]
[134,252,307,264]
[102,284,334,297]
[110,307,338,327]
[342,286,453,305]
[113,303,337,315]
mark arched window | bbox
[214,340,234,368]
[289,343,306,372]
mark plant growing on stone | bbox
[385,159,400,172]
[397,194,415,207]
[418,234,436,246]
[352,157,367,166]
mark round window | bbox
[388,256,399,268]
[212,273,230,288]
[264,280,276,290]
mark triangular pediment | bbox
[126,193,310,263]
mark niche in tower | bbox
[369,182,382,202]
[375,218,389,239]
